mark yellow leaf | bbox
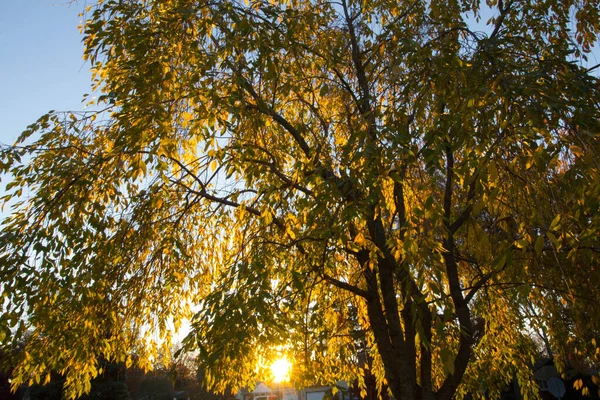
[354,232,367,247]
[182,112,193,123]
[515,238,529,249]
[286,226,296,240]
[549,214,561,231]
[570,145,583,157]
[261,209,273,225]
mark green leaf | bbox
[493,253,507,269]
[546,231,560,248]
[488,160,499,182]
[534,235,544,257]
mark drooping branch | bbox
[242,77,364,204]
[443,142,454,224]
[489,0,514,40]
[392,170,408,238]
[449,178,477,234]
[241,78,313,158]
[341,0,372,115]
[243,156,315,197]
[322,273,369,298]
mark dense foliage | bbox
[1,0,600,398]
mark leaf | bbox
[582,387,590,396]
[515,238,529,249]
[261,208,273,224]
[549,214,561,231]
[535,235,544,256]
[546,231,560,248]
[493,253,507,269]
[570,145,583,157]
[441,349,455,376]
[489,160,499,182]
[354,232,367,247]
[472,201,485,214]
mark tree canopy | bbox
[1,0,600,399]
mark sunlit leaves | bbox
[1,0,600,399]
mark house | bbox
[237,381,354,400]
[533,359,566,400]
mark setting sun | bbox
[270,357,291,383]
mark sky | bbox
[0,0,92,146]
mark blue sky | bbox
[0,0,92,145]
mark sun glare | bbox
[270,357,291,383]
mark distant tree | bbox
[170,349,199,390]
[1,0,600,399]
[83,360,131,400]
[28,377,64,400]
[27,370,66,400]
[24,359,131,400]
[132,375,175,400]
[0,345,26,399]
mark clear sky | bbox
[0,0,92,146]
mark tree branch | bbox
[449,177,477,234]
[242,80,312,158]
[322,273,369,298]
[437,143,474,400]
[489,0,514,40]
